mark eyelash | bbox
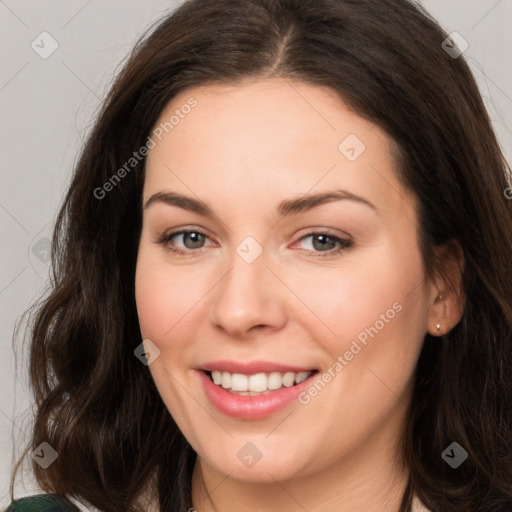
[156,229,353,259]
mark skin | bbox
[135,78,464,512]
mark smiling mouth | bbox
[204,369,319,396]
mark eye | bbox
[295,232,353,258]
[157,229,214,256]
[156,228,353,258]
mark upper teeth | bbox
[210,370,312,392]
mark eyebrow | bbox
[143,189,378,217]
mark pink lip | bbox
[198,359,316,374]
[196,368,318,420]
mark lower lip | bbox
[197,370,317,420]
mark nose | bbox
[209,245,287,338]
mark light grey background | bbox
[1,0,511,507]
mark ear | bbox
[426,240,465,337]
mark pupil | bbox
[313,234,335,251]
[185,232,204,248]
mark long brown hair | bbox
[11,0,512,510]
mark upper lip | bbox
[198,360,317,375]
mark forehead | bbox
[144,78,414,220]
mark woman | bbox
[7,0,512,511]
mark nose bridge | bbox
[209,235,285,335]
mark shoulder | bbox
[4,494,81,512]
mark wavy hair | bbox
[11,0,512,510]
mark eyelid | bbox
[291,229,353,257]
[164,227,215,244]
[159,225,212,239]
[293,226,352,241]
[154,226,215,256]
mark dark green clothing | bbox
[4,494,80,512]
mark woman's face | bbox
[135,78,435,483]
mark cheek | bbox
[135,244,207,344]
[134,243,224,403]
[135,263,173,342]
[294,239,428,402]
[134,248,204,428]
[288,243,425,342]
